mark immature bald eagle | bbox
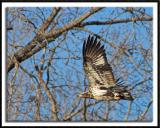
[78,35,133,101]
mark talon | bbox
[114,93,119,97]
[114,93,121,100]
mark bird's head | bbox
[77,92,93,99]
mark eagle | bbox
[78,35,133,101]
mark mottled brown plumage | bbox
[78,35,133,101]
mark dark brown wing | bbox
[83,35,116,88]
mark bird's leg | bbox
[113,93,121,100]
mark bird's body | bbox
[78,35,133,101]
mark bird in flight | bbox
[78,35,133,101]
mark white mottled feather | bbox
[81,35,133,101]
[83,35,116,95]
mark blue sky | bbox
[7,7,153,121]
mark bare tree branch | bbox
[79,16,152,27]
[7,7,103,72]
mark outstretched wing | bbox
[83,35,116,89]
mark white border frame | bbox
[2,2,158,126]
